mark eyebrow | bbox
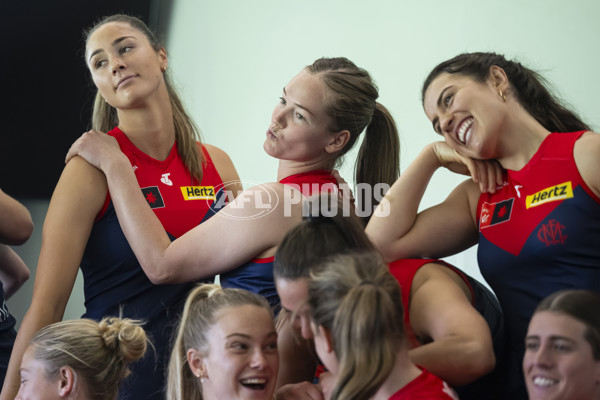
[525,334,576,343]
[282,87,314,116]
[88,36,136,62]
[226,331,278,339]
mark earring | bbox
[499,90,506,102]
[161,65,167,73]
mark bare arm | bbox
[407,263,495,386]
[66,130,301,284]
[0,158,106,400]
[0,189,33,245]
[0,245,30,299]
[574,131,600,198]
[366,142,491,260]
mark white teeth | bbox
[457,119,473,144]
[533,376,557,387]
[241,378,266,384]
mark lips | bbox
[456,117,473,144]
[116,75,137,89]
[240,377,268,390]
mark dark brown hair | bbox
[273,196,374,281]
[422,52,590,133]
[534,289,600,360]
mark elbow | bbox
[141,262,175,285]
[460,341,496,383]
[17,267,30,287]
[5,221,34,246]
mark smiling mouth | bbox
[533,376,558,387]
[240,378,267,390]
[457,118,473,144]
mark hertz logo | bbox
[181,186,216,200]
[525,182,573,209]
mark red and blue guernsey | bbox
[477,131,600,399]
[80,127,228,400]
[388,368,458,400]
[389,259,505,400]
[220,170,337,313]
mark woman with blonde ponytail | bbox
[15,317,147,400]
[308,252,458,400]
[167,284,278,400]
[3,14,241,400]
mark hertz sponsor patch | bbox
[526,182,573,209]
[181,186,216,200]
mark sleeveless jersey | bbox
[388,368,458,400]
[477,131,600,400]
[0,282,16,387]
[80,126,227,400]
[220,170,337,313]
[389,259,505,400]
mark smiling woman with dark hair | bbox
[524,289,600,400]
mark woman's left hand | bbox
[65,130,125,172]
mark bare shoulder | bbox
[574,131,600,196]
[203,143,242,196]
[54,156,108,214]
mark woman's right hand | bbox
[430,141,504,193]
[65,130,127,173]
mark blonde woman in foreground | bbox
[167,284,278,400]
[16,317,147,400]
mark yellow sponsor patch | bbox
[181,186,216,200]
[525,182,573,209]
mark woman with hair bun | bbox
[16,317,147,400]
[307,252,458,400]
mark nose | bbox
[532,345,554,369]
[249,348,268,369]
[271,107,287,129]
[111,57,127,75]
[300,317,313,340]
[440,112,454,136]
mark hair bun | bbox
[98,317,148,363]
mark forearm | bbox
[0,245,29,299]
[0,191,33,245]
[366,144,441,259]
[408,336,495,386]
[103,159,174,283]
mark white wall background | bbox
[8,0,600,324]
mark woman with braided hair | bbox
[15,317,147,400]
[367,51,600,399]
